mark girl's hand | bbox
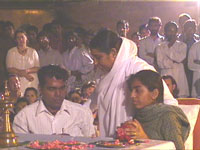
[124,119,149,139]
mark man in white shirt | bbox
[188,41,200,98]
[62,32,94,91]
[13,65,95,137]
[139,17,164,68]
[156,21,189,97]
[37,32,63,67]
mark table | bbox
[1,133,175,150]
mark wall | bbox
[0,1,199,34]
[0,9,53,30]
[59,1,199,34]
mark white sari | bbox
[91,38,178,137]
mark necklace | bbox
[17,47,27,55]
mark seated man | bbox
[162,75,179,98]
[13,65,95,137]
[8,74,22,103]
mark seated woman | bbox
[124,70,190,150]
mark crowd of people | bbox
[0,12,199,149]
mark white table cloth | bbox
[179,104,200,149]
[1,133,175,150]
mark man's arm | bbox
[13,110,29,134]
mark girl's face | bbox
[16,32,28,46]
[85,86,95,97]
[25,90,38,104]
[129,79,158,109]
[91,49,116,73]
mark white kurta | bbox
[38,47,63,67]
[156,40,189,97]
[6,47,39,95]
[91,38,178,137]
[63,47,94,90]
[188,41,200,98]
[139,35,164,66]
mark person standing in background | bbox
[62,31,94,91]
[156,21,189,97]
[139,17,164,69]
[6,29,40,95]
[116,20,130,38]
[180,19,199,97]
[37,31,63,67]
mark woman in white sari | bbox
[89,29,178,137]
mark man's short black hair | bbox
[139,24,148,34]
[38,65,69,87]
[3,21,14,29]
[148,17,162,26]
[37,31,48,40]
[26,25,38,34]
[164,21,178,33]
[184,19,197,31]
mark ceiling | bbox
[0,0,197,9]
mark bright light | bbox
[171,0,199,1]
[198,0,200,25]
[149,0,200,1]
[24,10,43,15]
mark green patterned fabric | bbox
[135,103,190,150]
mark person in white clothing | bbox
[63,32,94,91]
[179,19,199,97]
[37,32,63,67]
[139,17,164,68]
[188,41,200,98]
[89,29,178,137]
[6,29,40,95]
[156,21,189,97]
[13,65,95,137]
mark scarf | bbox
[95,37,138,137]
